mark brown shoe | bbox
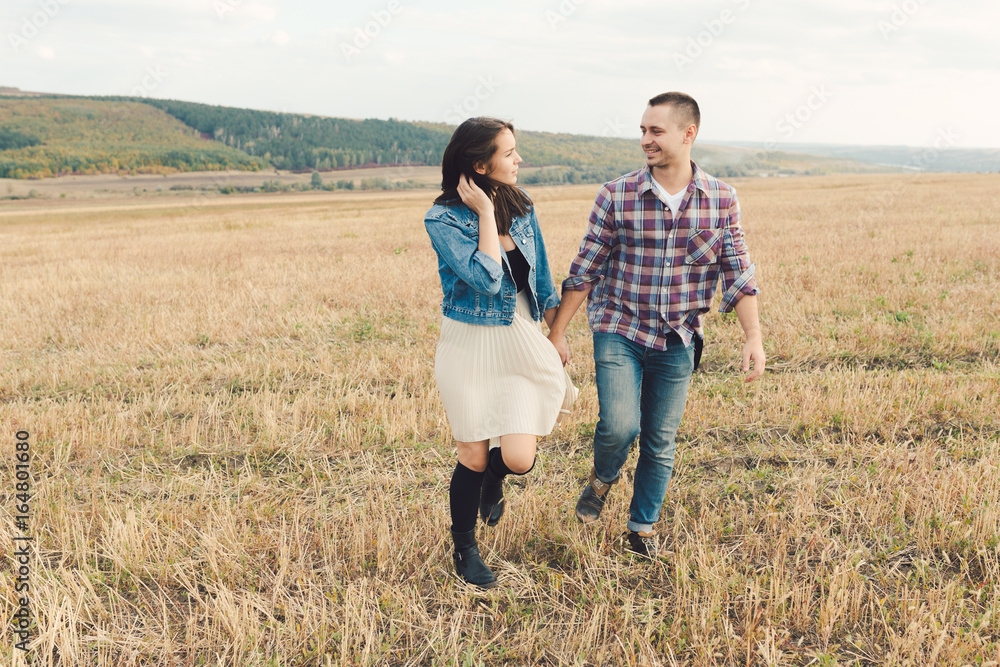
[625,530,667,561]
[574,469,618,524]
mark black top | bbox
[505,245,530,293]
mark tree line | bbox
[1,95,668,181]
[102,97,451,172]
[0,97,265,178]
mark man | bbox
[548,92,765,559]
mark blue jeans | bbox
[591,331,695,533]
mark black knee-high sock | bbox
[488,446,534,477]
[450,462,485,533]
[488,446,514,478]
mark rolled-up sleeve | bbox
[563,184,615,292]
[717,192,760,312]
[425,213,504,295]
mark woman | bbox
[424,117,574,588]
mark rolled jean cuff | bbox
[627,519,653,533]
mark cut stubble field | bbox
[0,174,998,665]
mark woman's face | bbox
[477,128,522,186]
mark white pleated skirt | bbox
[435,292,568,443]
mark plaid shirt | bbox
[563,162,759,349]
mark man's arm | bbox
[733,294,764,382]
[716,188,763,381]
[547,184,616,365]
[547,286,590,365]
[543,306,558,330]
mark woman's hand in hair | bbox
[458,173,501,262]
[457,174,494,218]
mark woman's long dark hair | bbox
[434,117,532,236]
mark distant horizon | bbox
[701,139,1000,151]
[4,85,999,153]
[4,1,998,150]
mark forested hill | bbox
[2,94,652,179]
[115,97,449,171]
[0,97,267,179]
[103,97,649,180]
[0,93,899,180]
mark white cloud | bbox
[382,51,407,65]
[3,0,999,147]
[244,3,278,23]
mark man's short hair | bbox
[648,92,700,131]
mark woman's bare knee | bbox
[499,434,536,474]
[505,454,535,474]
[456,440,488,472]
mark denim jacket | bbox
[425,198,560,326]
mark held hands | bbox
[742,334,766,382]
[548,331,570,366]
[457,174,494,218]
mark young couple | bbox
[424,92,766,588]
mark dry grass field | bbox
[1,173,998,665]
[0,166,444,202]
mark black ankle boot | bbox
[479,465,505,527]
[451,529,496,588]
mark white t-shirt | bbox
[650,178,686,220]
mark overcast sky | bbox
[3,0,999,148]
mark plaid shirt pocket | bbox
[685,228,723,265]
